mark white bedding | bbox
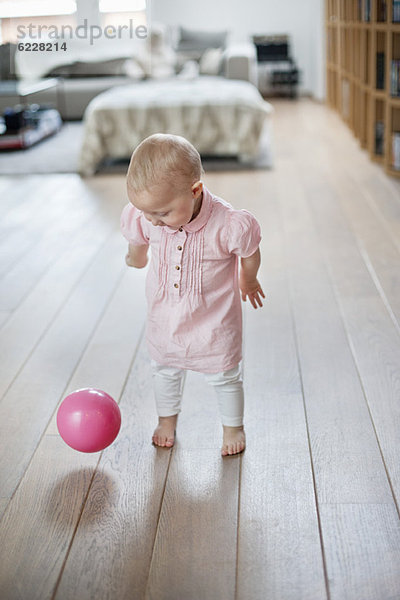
[78,76,273,175]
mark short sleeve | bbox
[120,203,149,245]
[225,209,261,257]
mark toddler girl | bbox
[120,134,265,456]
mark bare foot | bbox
[152,415,178,448]
[221,425,246,456]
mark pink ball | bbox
[57,388,121,453]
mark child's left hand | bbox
[239,275,265,309]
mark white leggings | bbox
[151,361,244,427]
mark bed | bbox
[78,76,273,176]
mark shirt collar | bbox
[164,185,213,234]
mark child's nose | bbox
[144,213,162,226]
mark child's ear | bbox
[191,180,203,198]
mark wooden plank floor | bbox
[0,98,400,599]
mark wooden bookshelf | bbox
[326,0,400,176]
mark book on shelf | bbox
[364,0,371,21]
[391,131,400,169]
[393,0,400,22]
[376,52,385,90]
[375,121,384,155]
[391,60,400,96]
[377,0,387,21]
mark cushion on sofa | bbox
[45,57,128,78]
[0,43,17,80]
[176,27,228,61]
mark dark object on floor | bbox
[0,106,62,150]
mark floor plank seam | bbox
[50,458,102,600]
[234,453,243,600]
[0,225,117,406]
[317,136,400,330]
[287,300,332,600]
[345,158,400,257]
[0,206,101,331]
[143,351,189,599]
[304,162,400,518]
[355,237,400,337]
[118,323,146,407]
[51,317,146,598]
[319,257,400,520]
[0,210,114,334]
[0,264,128,526]
[316,161,400,337]
[40,261,130,433]
[0,178,74,281]
[303,178,400,518]
[279,202,332,600]
[143,445,175,600]
[236,309,247,600]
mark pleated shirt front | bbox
[120,186,261,373]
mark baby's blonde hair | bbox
[127,133,204,195]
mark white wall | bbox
[149,0,325,100]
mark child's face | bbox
[129,181,203,229]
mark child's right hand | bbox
[125,253,148,268]
[125,243,149,268]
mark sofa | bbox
[1,26,259,120]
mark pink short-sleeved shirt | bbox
[120,186,261,373]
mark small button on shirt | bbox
[120,186,261,373]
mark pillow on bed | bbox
[199,48,224,75]
[123,58,145,80]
